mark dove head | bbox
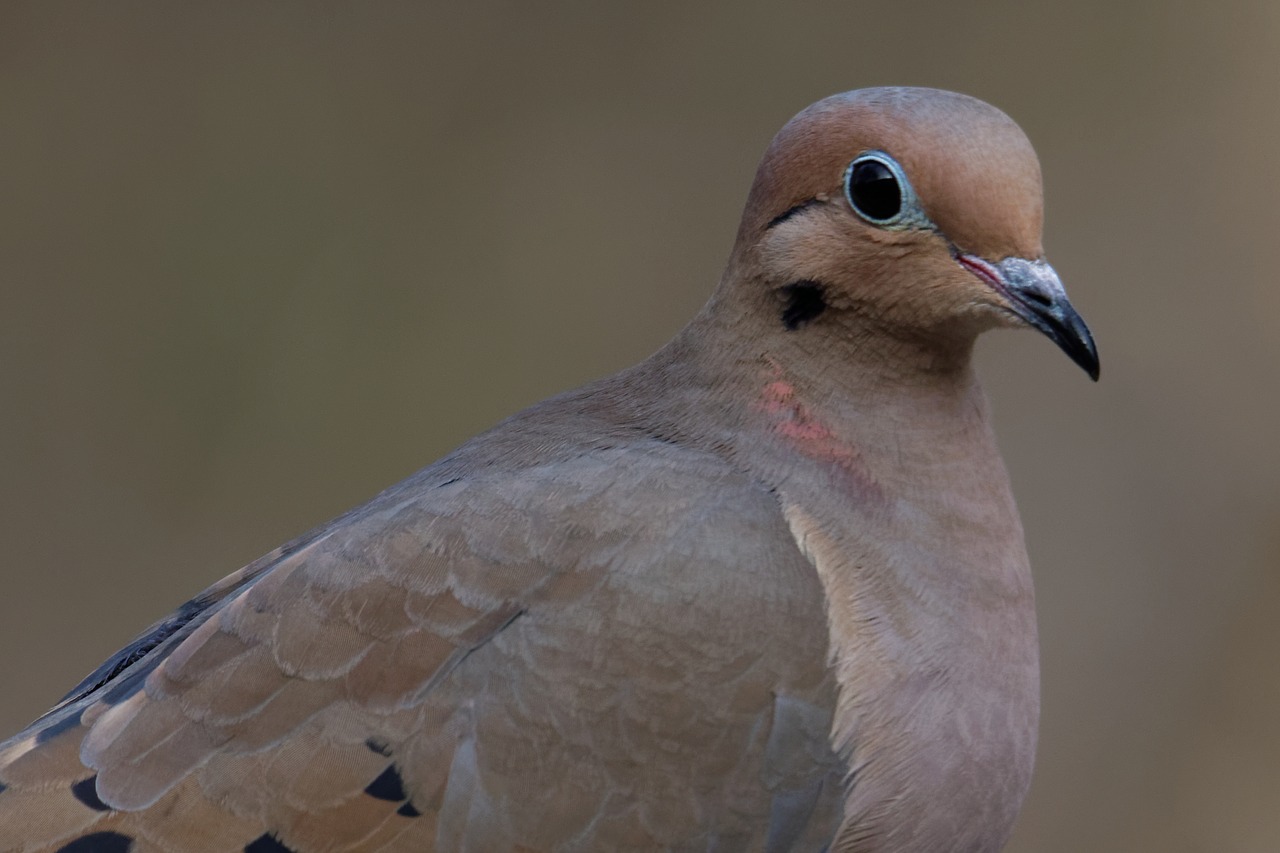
[726,87,1098,380]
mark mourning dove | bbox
[0,87,1097,853]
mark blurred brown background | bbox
[0,3,1276,851]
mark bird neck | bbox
[630,288,993,465]
[608,298,1038,848]
[616,295,1039,848]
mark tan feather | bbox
[0,87,1096,852]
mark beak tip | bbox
[1064,333,1100,382]
[1074,330,1101,382]
[985,256,1099,384]
[964,254,1100,384]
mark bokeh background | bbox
[1,3,1276,851]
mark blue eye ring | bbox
[843,150,931,230]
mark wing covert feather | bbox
[0,442,844,851]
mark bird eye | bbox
[843,151,927,229]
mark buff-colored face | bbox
[739,87,1097,379]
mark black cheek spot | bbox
[397,800,423,818]
[364,764,408,802]
[56,832,134,853]
[71,775,111,812]
[364,737,392,757]
[244,833,295,853]
[780,281,828,330]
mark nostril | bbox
[1021,288,1054,308]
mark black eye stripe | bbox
[766,198,823,230]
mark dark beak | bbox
[959,254,1100,381]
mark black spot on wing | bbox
[244,829,294,850]
[364,765,407,802]
[0,780,7,794]
[364,737,392,757]
[71,775,112,812]
[397,800,422,817]
[245,833,295,853]
[56,832,133,853]
[35,707,84,745]
[780,281,828,330]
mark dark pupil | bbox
[849,159,901,221]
